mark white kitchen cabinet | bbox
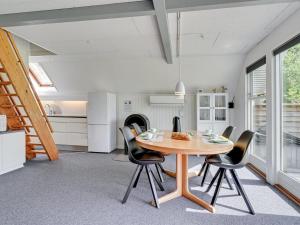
[48,116,88,146]
[197,93,229,134]
[0,131,25,175]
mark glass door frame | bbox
[275,51,300,196]
[246,70,268,173]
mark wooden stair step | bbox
[0,93,18,96]
[0,104,23,108]
[0,81,12,85]
[7,115,28,118]
[31,149,47,154]
[26,134,38,137]
[27,143,43,146]
[10,127,23,130]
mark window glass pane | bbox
[215,109,226,121]
[248,63,267,161]
[215,95,226,107]
[251,64,266,97]
[199,109,210,121]
[251,98,267,160]
[199,95,210,107]
[280,43,300,182]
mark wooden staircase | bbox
[0,28,58,160]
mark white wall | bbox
[41,100,87,116]
[116,94,196,148]
[32,54,244,98]
[13,35,30,67]
[233,9,300,137]
[33,54,243,148]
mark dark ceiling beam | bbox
[0,0,296,27]
[153,0,173,64]
[166,0,298,13]
[0,1,155,27]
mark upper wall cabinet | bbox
[197,93,229,134]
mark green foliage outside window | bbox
[283,43,300,103]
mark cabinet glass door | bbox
[199,95,211,107]
[199,95,211,121]
[199,109,211,121]
[214,95,226,107]
[214,94,227,121]
[214,109,226,121]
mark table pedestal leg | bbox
[181,154,215,213]
[156,154,215,213]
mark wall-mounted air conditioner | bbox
[149,95,184,105]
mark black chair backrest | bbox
[226,130,255,164]
[222,126,235,139]
[132,123,143,135]
[119,126,138,163]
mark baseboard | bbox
[57,145,88,152]
[247,163,266,179]
[0,164,24,175]
[274,184,300,206]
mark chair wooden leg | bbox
[155,164,164,183]
[201,164,210,187]
[205,168,221,192]
[198,161,207,176]
[122,165,141,204]
[133,165,144,188]
[150,167,165,191]
[230,169,255,215]
[224,172,234,190]
[145,165,160,208]
[211,168,225,206]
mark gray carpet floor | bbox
[0,151,299,225]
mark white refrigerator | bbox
[87,92,116,153]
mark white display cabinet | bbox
[197,93,229,134]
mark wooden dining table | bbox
[136,130,233,213]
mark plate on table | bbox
[208,136,229,144]
[139,132,153,140]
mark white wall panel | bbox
[116,93,196,148]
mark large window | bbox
[276,36,300,182]
[247,57,267,161]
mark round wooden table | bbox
[136,131,233,213]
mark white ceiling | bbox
[168,2,300,55]
[0,0,142,14]
[7,2,300,58]
[4,2,300,96]
[8,16,162,57]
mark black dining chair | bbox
[132,123,165,183]
[198,126,235,189]
[205,130,255,214]
[119,126,165,208]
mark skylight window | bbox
[29,63,57,93]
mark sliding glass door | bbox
[278,42,300,183]
[245,35,300,196]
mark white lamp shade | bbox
[175,80,185,96]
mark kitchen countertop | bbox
[47,115,87,118]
